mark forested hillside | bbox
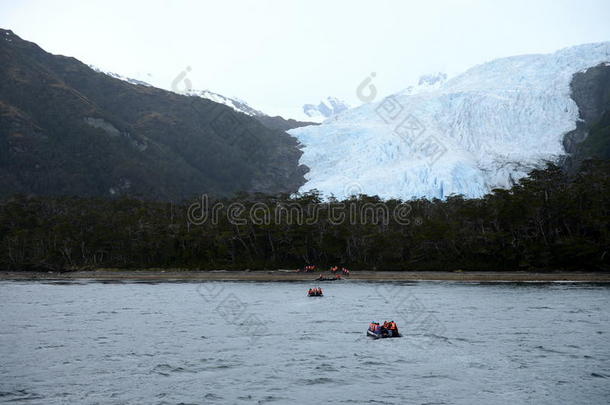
[1,161,608,272]
[0,29,308,200]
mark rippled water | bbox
[0,280,609,404]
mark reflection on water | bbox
[0,280,609,404]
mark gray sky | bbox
[1,0,609,119]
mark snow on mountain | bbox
[90,66,265,116]
[303,97,350,122]
[89,65,154,87]
[183,89,265,116]
[289,42,610,200]
[398,72,447,96]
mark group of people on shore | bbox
[330,266,350,276]
[368,320,399,336]
[299,265,350,277]
[308,287,323,296]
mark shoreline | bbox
[1,270,609,282]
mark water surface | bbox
[1,280,609,404]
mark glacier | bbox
[289,42,610,200]
[303,96,351,122]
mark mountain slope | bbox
[0,29,308,200]
[289,43,610,199]
[563,63,610,166]
[90,66,316,131]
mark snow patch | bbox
[184,89,265,116]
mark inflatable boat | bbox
[366,329,400,339]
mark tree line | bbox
[1,160,608,272]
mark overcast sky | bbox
[1,0,609,119]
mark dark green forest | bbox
[1,160,608,272]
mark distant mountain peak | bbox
[303,96,350,122]
[418,72,447,86]
[400,72,448,96]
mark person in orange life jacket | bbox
[389,321,398,336]
[379,321,388,336]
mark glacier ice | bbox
[303,96,351,122]
[289,42,610,200]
